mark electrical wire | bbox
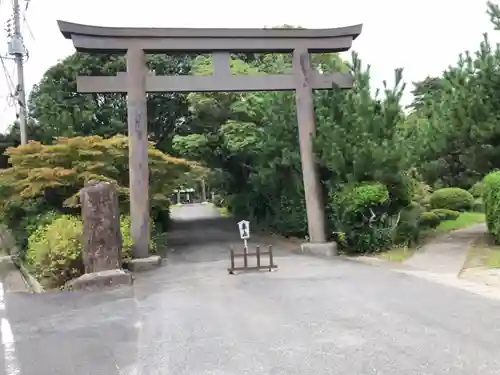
[21,0,34,41]
[0,55,17,118]
[22,14,33,41]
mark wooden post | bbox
[293,47,326,243]
[256,245,261,268]
[126,47,150,258]
[230,246,235,270]
[268,245,274,271]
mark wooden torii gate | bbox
[58,21,362,259]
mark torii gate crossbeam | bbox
[58,20,362,259]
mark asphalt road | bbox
[0,204,499,374]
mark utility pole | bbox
[8,0,27,145]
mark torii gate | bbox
[58,21,362,259]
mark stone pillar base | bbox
[66,269,133,291]
[127,255,162,272]
[300,242,338,257]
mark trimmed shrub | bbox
[418,211,441,228]
[482,171,500,242]
[429,188,474,211]
[329,182,393,253]
[469,182,484,199]
[473,199,484,213]
[430,208,460,221]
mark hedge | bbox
[482,171,500,243]
[429,188,474,211]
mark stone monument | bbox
[66,181,133,290]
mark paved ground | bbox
[0,206,500,374]
[404,224,487,275]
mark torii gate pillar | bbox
[126,47,150,257]
[293,47,325,242]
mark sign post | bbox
[237,220,250,249]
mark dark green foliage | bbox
[407,31,500,189]
[394,202,426,246]
[429,188,474,211]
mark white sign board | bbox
[237,220,250,239]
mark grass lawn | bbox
[435,212,485,233]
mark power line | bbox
[0,55,17,122]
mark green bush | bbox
[418,211,441,228]
[394,202,426,246]
[429,188,474,211]
[469,182,484,198]
[329,182,393,254]
[473,198,484,213]
[482,171,500,242]
[430,208,460,221]
[26,214,158,288]
[26,215,83,289]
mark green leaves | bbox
[25,52,191,153]
[408,27,500,188]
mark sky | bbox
[0,0,496,132]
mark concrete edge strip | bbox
[12,258,45,294]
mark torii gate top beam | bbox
[57,21,362,53]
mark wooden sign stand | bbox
[228,245,278,274]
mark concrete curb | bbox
[299,242,338,257]
[65,269,133,291]
[12,257,45,293]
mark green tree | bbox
[408,32,500,188]
[173,50,412,242]
[27,52,192,151]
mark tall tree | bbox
[409,31,500,188]
[27,52,192,151]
